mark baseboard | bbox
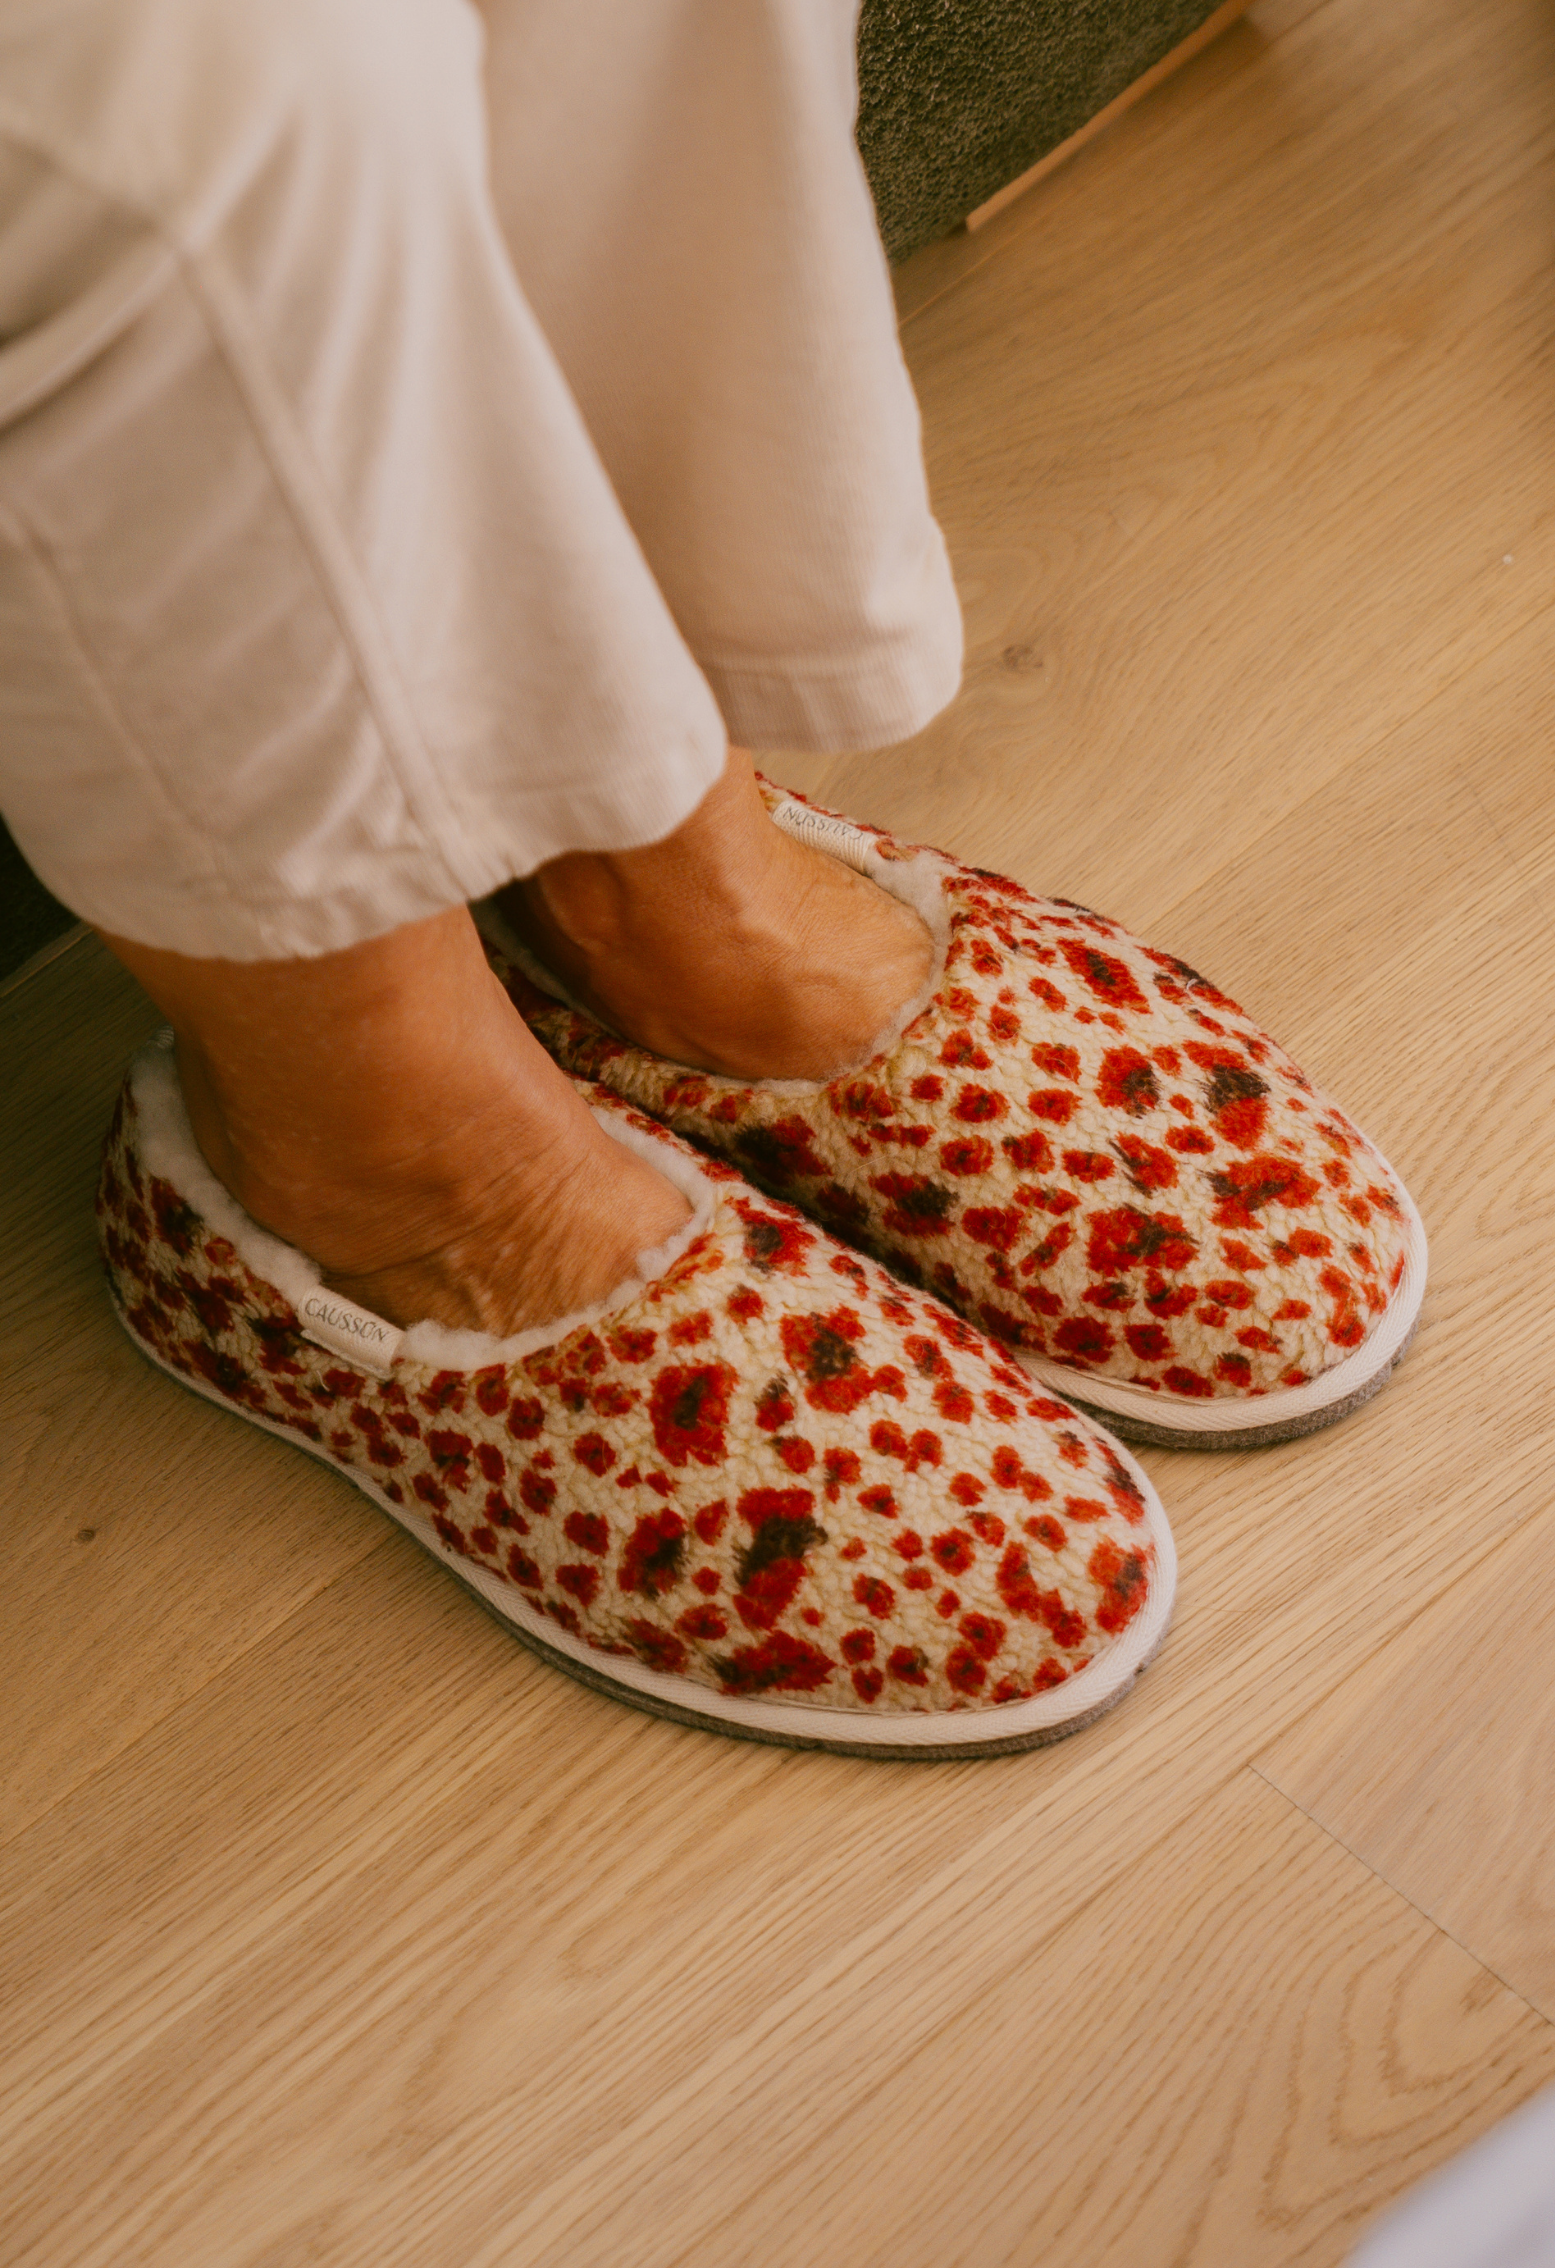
[965,0,1256,232]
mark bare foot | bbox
[102,911,690,1336]
[273,1075,689,1339]
[498,749,933,1081]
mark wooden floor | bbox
[4,0,1555,2258]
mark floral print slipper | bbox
[98,1033,1175,1758]
[496,784,1426,1450]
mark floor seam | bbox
[1246,1761,1555,2029]
[1456,761,1555,940]
[0,924,89,1009]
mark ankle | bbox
[316,1121,692,1336]
[202,1075,585,1283]
[98,908,694,1338]
[524,773,784,966]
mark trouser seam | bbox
[0,483,232,905]
[175,239,487,912]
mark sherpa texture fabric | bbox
[509,786,1415,1412]
[99,1045,1163,1718]
[856,0,1231,260]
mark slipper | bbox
[497,784,1426,1450]
[97,1033,1175,1758]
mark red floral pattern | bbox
[98,1067,1158,1714]
[508,787,1412,1402]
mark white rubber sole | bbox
[1018,1163,1428,1449]
[112,1298,1177,1760]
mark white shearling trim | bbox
[126,1037,718,1373]
[132,1032,328,1315]
[850,842,952,1068]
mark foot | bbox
[102,912,691,1338]
[497,750,934,1081]
[280,1075,690,1340]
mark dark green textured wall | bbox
[857,0,1227,260]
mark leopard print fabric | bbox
[510,789,1412,1405]
[98,1065,1160,1715]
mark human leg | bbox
[0,0,734,1330]
[502,747,934,1081]
[478,0,962,1073]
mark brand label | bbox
[299,1290,404,1379]
[769,799,878,876]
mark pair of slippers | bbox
[100,787,1426,1760]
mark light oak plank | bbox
[0,941,397,1845]
[3,1514,1551,2268]
[809,0,1555,935]
[963,0,1259,236]
[1258,1506,1555,2023]
[890,0,1332,325]
[1449,676,1555,932]
[1101,604,1555,1200]
[406,1778,1555,2268]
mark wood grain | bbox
[4,0,1555,2258]
[482,1776,1555,2268]
[1259,1507,1555,2023]
[890,0,1334,325]
[3,1504,1551,2268]
[826,0,1555,934]
[0,939,394,1846]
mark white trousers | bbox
[0,0,962,959]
